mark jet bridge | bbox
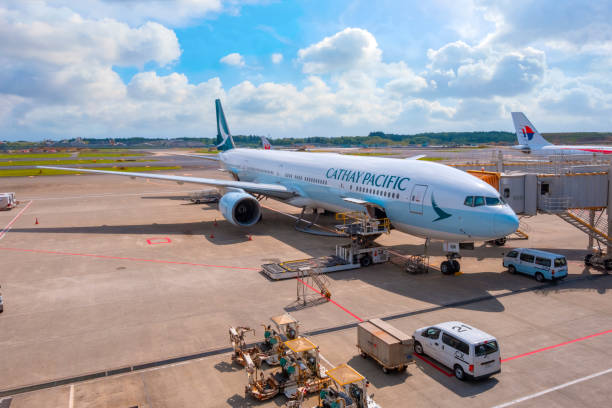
[469,167,612,253]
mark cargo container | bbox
[357,318,413,373]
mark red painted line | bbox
[0,246,260,271]
[296,277,363,322]
[0,201,33,240]
[502,329,612,363]
[414,354,453,377]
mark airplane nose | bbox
[494,212,519,237]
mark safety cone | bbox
[35,217,39,225]
[214,219,218,227]
[209,233,214,239]
[248,234,252,241]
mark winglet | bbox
[216,99,235,151]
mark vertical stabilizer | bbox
[511,112,551,147]
[216,99,235,151]
[261,135,271,150]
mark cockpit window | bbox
[485,197,500,206]
[465,195,507,207]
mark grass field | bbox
[0,153,72,159]
[194,149,219,154]
[343,152,400,156]
[0,166,180,177]
[417,157,444,161]
[0,159,154,167]
[78,151,147,157]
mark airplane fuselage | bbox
[527,145,612,155]
[220,149,518,241]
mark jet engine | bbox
[219,191,261,227]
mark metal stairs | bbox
[556,209,610,247]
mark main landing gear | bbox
[440,255,461,275]
[440,242,461,275]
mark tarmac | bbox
[0,164,611,408]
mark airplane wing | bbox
[171,153,220,161]
[37,166,294,198]
[405,154,426,160]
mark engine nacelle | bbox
[219,191,261,227]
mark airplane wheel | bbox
[584,254,593,266]
[440,261,452,275]
[451,260,460,273]
[360,255,373,267]
[494,237,507,246]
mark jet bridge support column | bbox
[589,209,595,250]
[608,166,612,254]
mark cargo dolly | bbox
[357,318,414,374]
[262,244,390,280]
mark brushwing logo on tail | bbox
[521,126,534,141]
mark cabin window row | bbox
[352,184,399,199]
[305,176,327,185]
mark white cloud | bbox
[0,6,180,68]
[298,27,381,74]
[271,53,283,64]
[423,41,546,98]
[42,0,223,27]
[2,1,612,141]
[220,53,245,67]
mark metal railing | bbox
[539,196,571,213]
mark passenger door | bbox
[422,327,443,360]
[409,184,428,214]
[519,252,535,275]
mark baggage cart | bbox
[357,318,414,373]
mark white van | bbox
[412,321,501,380]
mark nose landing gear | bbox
[441,242,461,275]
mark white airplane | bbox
[512,112,612,155]
[261,135,272,150]
[41,99,518,273]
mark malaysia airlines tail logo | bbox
[261,136,272,150]
[521,126,534,141]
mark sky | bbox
[1,0,611,141]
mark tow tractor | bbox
[245,337,331,401]
[584,249,612,271]
[262,213,391,280]
[230,313,300,367]
[0,192,17,211]
[318,364,380,408]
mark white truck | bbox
[0,192,17,210]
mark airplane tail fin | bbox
[511,112,551,148]
[261,135,271,150]
[215,99,235,151]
